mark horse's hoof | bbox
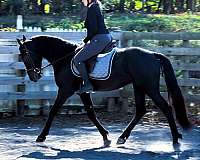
[116,138,126,144]
[173,139,179,145]
[173,137,180,144]
[173,142,181,150]
[178,133,182,139]
[173,133,182,144]
[36,136,46,142]
[103,139,111,147]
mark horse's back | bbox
[113,47,161,87]
[114,47,159,70]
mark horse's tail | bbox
[154,53,191,129]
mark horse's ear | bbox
[16,38,22,46]
[23,35,26,42]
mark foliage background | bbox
[0,0,200,32]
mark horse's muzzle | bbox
[27,70,42,82]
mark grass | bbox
[0,13,200,32]
[105,13,200,32]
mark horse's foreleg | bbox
[36,89,72,142]
[80,92,111,147]
[117,87,146,144]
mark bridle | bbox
[21,44,76,77]
[21,44,42,76]
[19,45,42,81]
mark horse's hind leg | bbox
[80,92,111,147]
[117,86,146,144]
[147,90,182,144]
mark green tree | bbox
[119,0,125,12]
[0,0,200,15]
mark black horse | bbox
[17,35,191,146]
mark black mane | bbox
[30,35,78,64]
[31,35,77,49]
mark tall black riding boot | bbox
[77,62,93,93]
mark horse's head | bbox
[17,35,42,82]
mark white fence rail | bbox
[0,31,200,116]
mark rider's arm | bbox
[83,4,98,43]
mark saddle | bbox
[71,40,117,80]
[86,40,117,71]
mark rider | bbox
[73,0,112,93]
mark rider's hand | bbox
[83,37,89,43]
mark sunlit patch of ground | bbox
[0,115,199,160]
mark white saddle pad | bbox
[71,47,117,80]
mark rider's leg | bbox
[76,61,93,93]
[74,34,112,93]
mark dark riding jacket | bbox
[84,3,109,43]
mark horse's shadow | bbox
[20,144,193,160]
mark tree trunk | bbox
[39,0,46,14]
[163,0,174,14]
[129,1,135,12]
[0,1,2,15]
[141,0,145,12]
[157,0,163,13]
[175,0,185,13]
[186,0,196,12]
[52,0,59,13]
[119,0,125,12]
[80,5,87,22]
[69,0,74,13]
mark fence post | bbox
[16,55,25,116]
[120,32,129,48]
[121,98,129,113]
[181,40,190,102]
[119,87,130,113]
[107,98,116,112]
[182,40,190,47]
[16,15,24,31]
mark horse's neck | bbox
[36,38,77,70]
[47,46,76,70]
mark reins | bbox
[41,50,76,71]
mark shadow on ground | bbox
[21,145,198,160]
